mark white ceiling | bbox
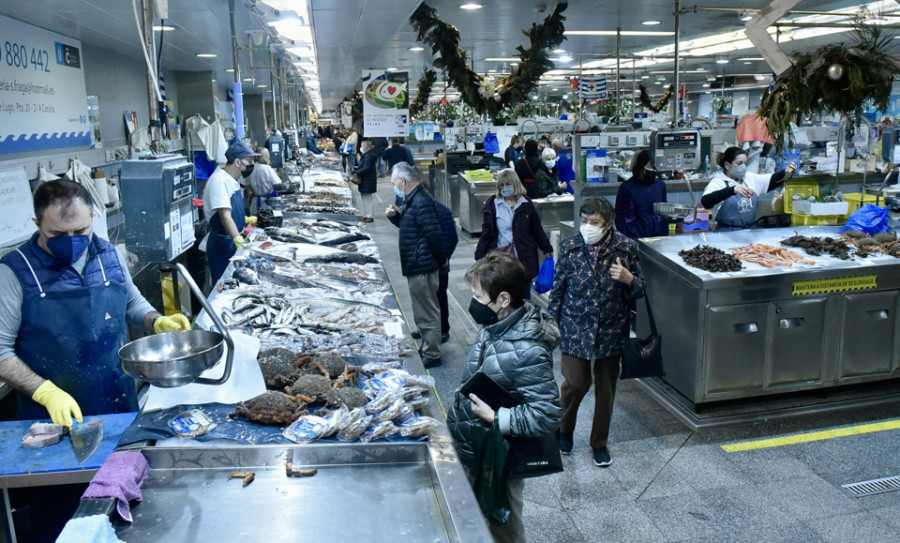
[0,0,894,114]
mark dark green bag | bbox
[469,419,511,524]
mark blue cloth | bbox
[1,234,135,419]
[556,150,576,186]
[207,186,246,284]
[56,515,124,543]
[305,135,323,154]
[614,176,668,238]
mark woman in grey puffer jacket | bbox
[447,252,561,543]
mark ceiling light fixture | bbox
[557,54,573,62]
[409,46,424,51]
[153,25,175,31]
[460,3,483,10]
[485,57,521,62]
[196,53,217,58]
[642,20,661,26]
[716,57,730,64]
[552,48,566,54]
[562,94,569,99]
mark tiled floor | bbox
[357,177,900,543]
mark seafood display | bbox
[678,245,743,272]
[781,234,853,260]
[731,243,812,268]
[229,391,308,425]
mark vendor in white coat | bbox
[701,146,796,230]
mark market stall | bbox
[637,226,900,410]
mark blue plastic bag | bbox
[534,256,555,294]
[483,132,500,153]
[841,203,888,235]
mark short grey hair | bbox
[494,168,526,199]
[541,147,557,160]
[392,162,420,184]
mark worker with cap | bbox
[0,180,191,428]
[205,140,260,284]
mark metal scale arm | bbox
[175,263,234,385]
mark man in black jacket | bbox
[386,163,446,367]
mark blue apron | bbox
[2,235,136,419]
[207,187,246,284]
[716,181,758,230]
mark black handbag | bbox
[459,345,563,479]
[619,294,663,379]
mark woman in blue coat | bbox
[615,149,668,238]
[549,197,645,467]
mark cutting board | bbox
[0,412,137,486]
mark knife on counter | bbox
[70,419,103,464]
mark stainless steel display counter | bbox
[459,177,496,234]
[82,442,489,543]
[533,194,574,232]
[638,226,900,407]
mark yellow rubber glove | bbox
[32,380,83,428]
[245,216,258,226]
[233,235,246,249]
[153,313,191,333]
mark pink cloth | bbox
[736,113,774,144]
[81,451,150,523]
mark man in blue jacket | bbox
[386,163,446,367]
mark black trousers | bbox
[438,265,449,333]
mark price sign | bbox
[0,14,90,154]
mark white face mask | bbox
[500,185,515,198]
[544,160,557,169]
[580,223,607,245]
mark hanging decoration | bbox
[409,69,437,118]
[759,21,900,153]
[408,2,567,117]
[638,84,674,113]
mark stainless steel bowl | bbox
[119,330,225,388]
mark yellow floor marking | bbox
[722,419,900,452]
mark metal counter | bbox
[459,178,496,234]
[533,195,575,232]
[89,443,490,543]
[637,226,900,406]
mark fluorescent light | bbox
[409,46,424,51]
[642,20,661,26]
[552,88,559,91]
[738,57,764,61]
[268,19,313,43]
[485,57,520,62]
[716,58,730,64]
[702,83,710,87]
[741,15,754,22]
[641,75,649,79]
[565,30,674,36]
[257,84,268,88]
[243,78,253,82]
[552,48,566,54]
[196,53,216,58]
[562,94,569,99]
[558,54,573,62]
[226,69,234,73]
[532,95,538,99]
[153,25,175,31]
[488,69,498,72]
[744,61,752,65]
[460,3,483,10]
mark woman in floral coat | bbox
[548,197,645,467]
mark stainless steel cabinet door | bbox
[838,291,898,379]
[766,297,827,387]
[705,303,768,395]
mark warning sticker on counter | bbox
[792,275,877,296]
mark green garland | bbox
[410,70,437,118]
[759,22,900,153]
[638,84,674,113]
[409,3,567,116]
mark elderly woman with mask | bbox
[475,169,553,297]
[549,197,645,468]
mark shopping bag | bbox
[469,419,511,524]
[619,295,663,379]
[534,256,555,294]
[339,141,354,155]
[842,203,888,235]
[483,131,500,153]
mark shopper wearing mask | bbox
[244,148,281,214]
[475,169,553,297]
[386,163,446,368]
[552,139,576,194]
[447,252,561,543]
[702,145,796,230]
[504,135,521,169]
[204,141,260,284]
[0,180,190,541]
[534,147,568,199]
[352,138,378,223]
[615,149,668,239]
[514,140,543,198]
[549,197,645,467]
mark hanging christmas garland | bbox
[409,2,567,117]
[638,84,674,113]
[410,70,437,118]
[759,21,900,153]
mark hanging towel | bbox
[55,514,125,543]
[81,452,150,523]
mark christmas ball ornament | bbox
[827,63,844,80]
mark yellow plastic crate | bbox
[462,169,494,181]
[791,212,846,226]
[783,181,820,214]
[843,192,877,214]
